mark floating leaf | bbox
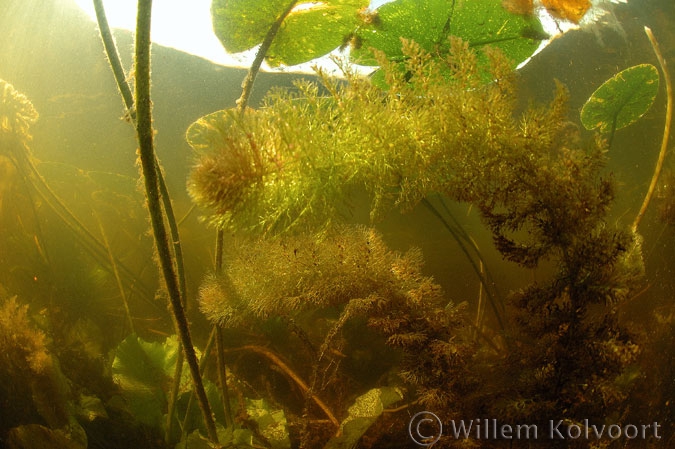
[580,64,660,134]
[267,0,368,67]
[350,0,456,66]
[324,387,403,449]
[351,0,546,83]
[211,0,289,53]
[211,0,368,67]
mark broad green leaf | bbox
[244,398,291,449]
[212,0,368,67]
[351,0,455,66]
[266,1,362,67]
[111,334,182,428]
[580,64,660,134]
[186,109,238,153]
[351,0,545,74]
[211,0,290,53]
[448,0,545,65]
[324,387,403,449]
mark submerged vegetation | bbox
[1,0,675,448]
[187,35,648,448]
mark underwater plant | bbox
[185,34,650,447]
[0,293,88,448]
[580,27,672,234]
[75,0,675,447]
[198,226,474,447]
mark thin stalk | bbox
[422,197,505,332]
[436,195,504,316]
[165,348,184,443]
[93,0,135,118]
[93,0,187,300]
[133,0,218,444]
[236,0,299,113]
[215,327,234,428]
[632,27,672,233]
[225,345,340,429]
[179,327,217,441]
[213,230,234,429]
[94,211,135,334]
[208,0,301,432]
[161,160,188,443]
[11,150,154,305]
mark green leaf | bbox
[351,0,455,66]
[186,108,238,153]
[268,0,368,67]
[580,64,660,134]
[324,387,403,449]
[244,398,291,449]
[211,0,368,67]
[448,0,545,64]
[111,334,182,428]
[351,0,544,70]
[211,0,290,53]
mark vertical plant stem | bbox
[215,327,234,428]
[133,0,218,444]
[93,0,135,119]
[632,27,672,232]
[94,211,135,334]
[92,1,192,441]
[422,198,505,332]
[209,1,301,431]
[213,230,234,428]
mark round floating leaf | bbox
[350,0,456,66]
[267,0,368,67]
[581,64,660,134]
[211,0,290,54]
[351,0,546,80]
[211,0,368,67]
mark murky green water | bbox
[1,0,674,448]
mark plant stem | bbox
[11,148,154,305]
[210,1,300,431]
[632,27,672,232]
[422,197,505,332]
[93,0,135,119]
[94,211,135,334]
[92,1,193,441]
[235,0,299,112]
[133,0,218,444]
[226,345,340,429]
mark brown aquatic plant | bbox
[0,295,51,375]
[0,79,38,143]
[199,226,475,440]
